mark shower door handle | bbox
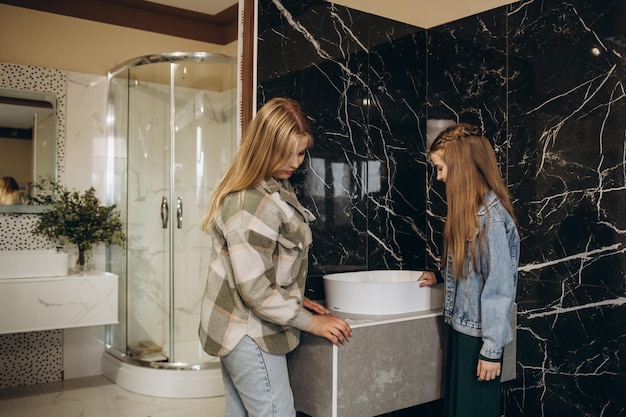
[161,196,169,229]
[176,196,183,229]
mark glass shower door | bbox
[170,61,236,364]
[122,58,236,364]
[126,61,173,362]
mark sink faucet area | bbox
[0,249,69,279]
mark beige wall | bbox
[0,137,32,185]
[0,4,237,75]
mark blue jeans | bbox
[220,336,296,417]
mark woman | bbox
[198,97,352,417]
[419,123,520,417]
[0,176,23,205]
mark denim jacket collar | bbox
[477,190,498,216]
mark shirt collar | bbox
[259,178,316,222]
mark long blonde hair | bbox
[201,97,312,231]
[428,123,515,279]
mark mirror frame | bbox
[0,62,66,214]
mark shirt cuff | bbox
[478,353,501,362]
[290,308,314,331]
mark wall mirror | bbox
[0,88,57,213]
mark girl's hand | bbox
[303,296,329,315]
[305,314,352,345]
[477,359,501,381]
[418,271,437,287]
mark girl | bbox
[419,123,520,417]
[198,97,352,417]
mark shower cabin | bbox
[102,52,237,398]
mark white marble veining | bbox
[0,272,118,334]
[65,71,108,198]
[0,376,225,417]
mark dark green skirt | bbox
[444,328,502,417]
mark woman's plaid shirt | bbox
[198,178,315,356]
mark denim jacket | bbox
[443,190,520,360]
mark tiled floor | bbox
[0,376,442,417]
[0,376,225,417]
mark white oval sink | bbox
[0,250,69,279]
[323,270,443,316]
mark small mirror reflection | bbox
[0,89,57,206]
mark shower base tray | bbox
[102,351,223,398]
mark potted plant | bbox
[32,178,125,272]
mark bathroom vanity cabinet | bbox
[0,271,118,334]
[288,307,516,417]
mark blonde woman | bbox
[419,123,520,417]
[198,98,352,417]
[0,176,23,205]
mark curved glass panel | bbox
[107,53,237,366]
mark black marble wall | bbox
[507,1,626,416]
[258,0,429,279]
[257,0,626,416]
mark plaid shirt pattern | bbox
[198,178,314,356]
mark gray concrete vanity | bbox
[288,307,516,417]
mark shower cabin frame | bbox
[102,52,237,398]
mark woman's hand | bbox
[305,314,352,345]
[477,359,501,381]
[418,271,437,287]
[303,296,329,315]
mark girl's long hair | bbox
[428,123,515,279]
[201,97,312,232]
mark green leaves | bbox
[32,179,125,256]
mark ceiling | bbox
[145,0,235,15]
[333,0,517,28]
[0,104,32,130]
[0,95,55,130]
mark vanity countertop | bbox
[288,307,516,417]
[331,307,442,327]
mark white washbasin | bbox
[323,270,443,316]
[0,250,69,279]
